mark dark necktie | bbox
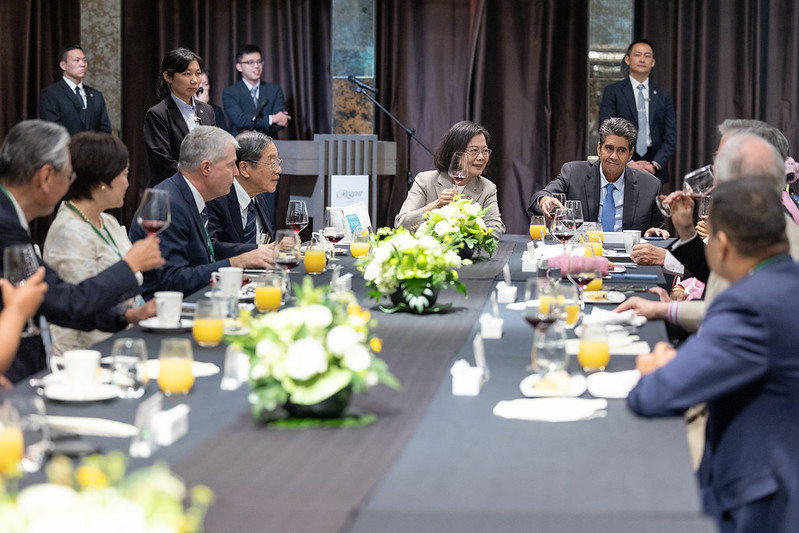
[243,200,257,244]
[201,207,215,262]
[75,86,87,127]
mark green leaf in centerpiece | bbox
[285,367,352,405]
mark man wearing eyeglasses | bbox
[38,45,112,135]
[206,131,281,257]
[222,44,291,137]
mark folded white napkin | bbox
[581,308,646,327]
[43,415,138,438]
[566,338,650,356]
[586,370,641,399]
[493,398,608,422]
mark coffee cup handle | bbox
[50,356,66,374]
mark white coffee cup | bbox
[623,230,642,254]
[211,267,243,300]
[50,349,101,390]
[154,291,183,327]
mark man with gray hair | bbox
[527,117,666,234]
[205,131,281,257]
[0,120,163,382]
[130,126,274,299]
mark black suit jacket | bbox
[222,80,285,136]
[206,185,275,259]
[143,96,216,186]
[0,192,138,382]
[598,79,677,183]
[129,173,232,299]
[527,160,664,231]
[38,79,111,135]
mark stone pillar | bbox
[80,0,122,134]
[331,0,375,134]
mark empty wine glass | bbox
[137,188,171,236]
[448,152,468,187]
[3,244,41,337]
[286,200,309,234]
[565,200,584,231]
[111,338,149,399]
[656,165,714,217]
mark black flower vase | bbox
[458,244,474,259]
[284,385,352,419]
[390,283,439,312]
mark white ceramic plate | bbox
[43,383,119,402]
[138,317,194,333]
[39,369,112,387]
[609,265,627,273]
[586,370,641,399]
[582,291,626,304]
[520,374,587,397]
[493,398,608,422]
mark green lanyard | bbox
[200,213,215,262]
[65,201,122,259]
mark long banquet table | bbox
[6,236,717,532]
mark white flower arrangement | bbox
[356,227,469,312]
[227,277,400,418]
[0,453,212,533]
[415,195,498,256]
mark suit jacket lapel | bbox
[584,163,602,223]
[175,176,211,258]
[60,80,83,114]
[622,80,638,126]
[622,170,638,229]
[254,195,275,241]
[648,85,660,128]
[225,189,244,240]
[166,97,189,137]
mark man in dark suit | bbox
[0,120,162,383]
[206,132,280,258]
[527,117,666,234]
[130,126,275,299]
[38,45,112,135]
[628,179,799,532]
[599,39,676,184]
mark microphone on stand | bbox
[251,98,270,129]
[347,75,378,93]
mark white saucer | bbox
[582,290,626,304]
[40,369,112,387]
[43,383,119,402]
[139,317,193,332]
[203,287,254,301]
[520,374,587,397]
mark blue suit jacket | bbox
[526,160,664,231]
[129,174,232,299]
[222,80,285,137]
[598,79,676,183]
[143,97,216,186]
[38,79,111,135]
[628,257,799,531]
[205,185,275,259]
[0,192,138,382]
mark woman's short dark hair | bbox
[156,47,204,101]
[433,121,490,172]
[66,132,129,201]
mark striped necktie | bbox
[243,200,257,244]
[636,84,648,157]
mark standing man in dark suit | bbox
[206,132,281,258]
[38,45,112,135]
[0,120,163,383]
[628,179,799,532]
[223,44,291,137]
[222,44,291,231]
[130,126,275,299]
[527,117,667,234]
[599,39,676,185]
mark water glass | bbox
[112,338,148,399]
[533,320,569,376]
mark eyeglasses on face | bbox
[464,147,492,157]
[238,60,265,66]
[250,159,282,170]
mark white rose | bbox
[439,204,457,217]
[304,304,333,328]
[463,201,481,215]
[285,338,328,381]
[343,345,371,372]
[434,220,453,235]
[250,361,270,380]
[418,235,439,249]
[391,234,418,250]
[256,339,281,358]
[365,371,379,387]
[476,218,487,230]
[326,325,361,356]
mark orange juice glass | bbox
[578,324,610,371]
[192,300,224,347]
[0,426,23,475]
[255,285,282,311]
[304,249,327,274]
[350,242,370,257]
[158,338,194,395]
